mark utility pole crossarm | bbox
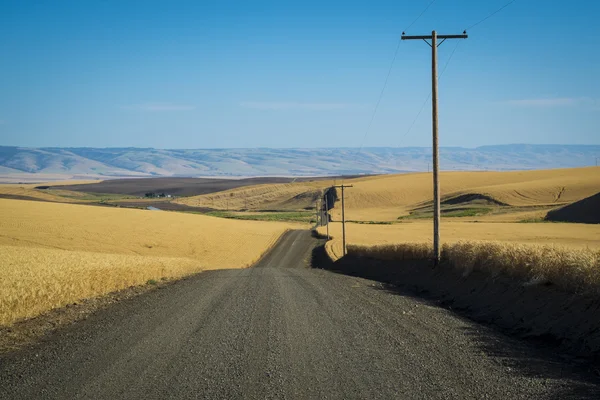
[401,34,468,40]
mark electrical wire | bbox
[404,0,438,33]
[353,39,401,156]
[353,0,438,156]
[465,0,516,31]
[397,40,462,144]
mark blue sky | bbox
[0,0,598,149]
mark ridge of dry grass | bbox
[349,241,600,295]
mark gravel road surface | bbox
[1,230,599,399]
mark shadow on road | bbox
[311,245,600,399]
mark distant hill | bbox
[0,145,598,181]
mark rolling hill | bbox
[177,167,600,223]
[328,167,600,221]
[1,145,599,182]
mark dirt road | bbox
[1,230,598,399]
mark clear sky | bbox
[0,0,598,149]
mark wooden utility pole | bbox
[325,192,329,240]
[402,30,467,265]
[334,185,353,256]
[315,199,320,226]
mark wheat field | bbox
[327,167,600,221]
[318,221,600,261]
[175,167,599,222]
[0,198,297,325]
[316,167,600,294]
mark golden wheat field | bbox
[318,221,600,261]
[327,167,600,222]
[0,198,297,325]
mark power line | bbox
[354,0,438,155]
[440,41,462,77]
[404,0,438,33]
[398,41,462,144]
[353,39,401,155]
[465,0,516,31]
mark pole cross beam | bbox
[401,30,467,266]
[401,34,468,40]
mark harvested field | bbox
[327,167,600,222]
[177,180,338,211]
[181,167,598,222]
[57,176,365,197]
[0,198,297,326]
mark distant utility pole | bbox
[402,30,468,265]
[333,185,353,256]
[324,192,330,240]
[315,199,320,226]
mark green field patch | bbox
[39,189,135,202]
[207,210,314,223]
[399,207,493,220]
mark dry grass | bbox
[318,221,600,254]
[0,198,297,326]
[349,242,433,261]
[348,241,600,294]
